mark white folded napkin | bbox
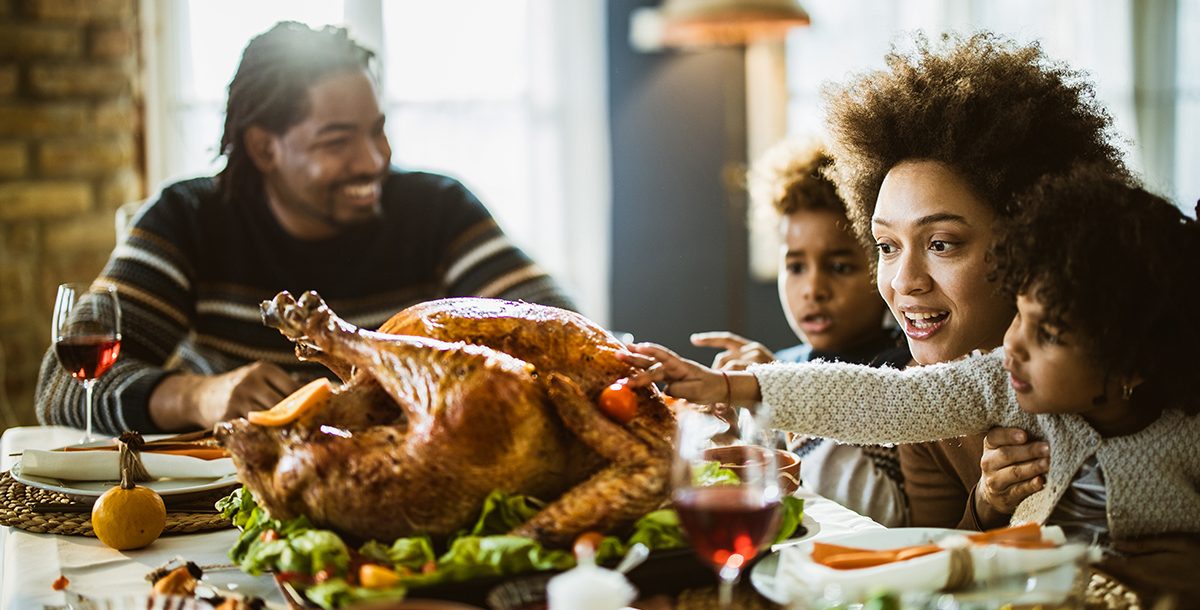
[19,449,235,481]
[777,526,1096,602]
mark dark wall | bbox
[606,0,796,362]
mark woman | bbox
[821,32,1128,529]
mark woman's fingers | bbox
[987,459,1049,493]
[983,426,1029,451]
[978,427,1050,513]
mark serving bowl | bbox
[702,446,802,495]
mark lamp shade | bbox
[656,0,809,48]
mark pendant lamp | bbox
[631,0,810,50]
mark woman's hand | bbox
[690,331,775,371]
[618,342,729,404]
[975,427,1050,516]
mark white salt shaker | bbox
[546,563,637,610]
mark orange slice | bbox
[247,378,332,426]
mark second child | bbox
[691,139,906,526]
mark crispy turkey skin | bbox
[215,292,674,546]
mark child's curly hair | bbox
[748,138,846,218]
[993,164,1200,414]
[823,32,1128,241]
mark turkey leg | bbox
[511,373,670,545]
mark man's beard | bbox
[278,175,384,232]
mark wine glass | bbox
[672,405,783,608]
[52,282,122,443]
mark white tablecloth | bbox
[1,426,285,609]
[1,425,885,609]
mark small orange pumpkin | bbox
[91,435,166,550]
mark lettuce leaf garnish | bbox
[692,460,742,487]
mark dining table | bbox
[1,425,887,610]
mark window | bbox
[142,0,611,321]
[747,0,1198,279]
[783,0,1194,210]
[1177,0,1200,212]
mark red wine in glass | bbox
[52,282,121,443]
[672,407,782,609]
[54,335,121,381]
[675,486,783,573]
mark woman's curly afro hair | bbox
[823,32,1129,241]
[993,164,1200,414]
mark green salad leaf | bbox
[465,489,544,536]
[692,460,741,487]
[626,509,687,550]
[305,578,408,608]
[774,496,805,544]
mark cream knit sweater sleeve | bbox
[751,348,1021,445]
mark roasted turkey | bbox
[214,291,674,546]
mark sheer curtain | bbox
[782,0,1195,211]
[1175,0,1200,213]
[141,0,612,322]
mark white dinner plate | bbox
[11,460,240,498]
[751,527,1080,606]
[10,438,240,499]
[751,527,961,604]
[748,510,821,604]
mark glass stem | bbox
[717,562,740,608]
[83,379,95,442]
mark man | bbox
[36,22,574,435]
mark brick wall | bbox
[0,0,144,432]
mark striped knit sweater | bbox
[752,348,1200,540]
[35,170,574,435]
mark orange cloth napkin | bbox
[811,542,942,569]
[61,445,228,461]
[813,523,1057,570]
[965,522,1058,549]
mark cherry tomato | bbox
[573,530,605,559]
[599,382,638,423]
[52,575,69,591]
[259,529,279,542]
[359,563,400,589]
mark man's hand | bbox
[194,362,303,426]
[149,361,305,431]
[976,427,1050,516]
[690,331,775,371]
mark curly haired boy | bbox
[692,139,905,526]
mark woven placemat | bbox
[1086,568,1142,610]
[0,471,233,537]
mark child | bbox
[691,138,907,526]
[624,165,1200,546]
